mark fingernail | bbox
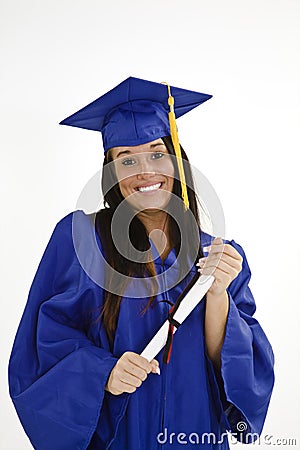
[214,237,223,242]
[203,246,211,253]
[156,366,160,375]
[196,258,206,266]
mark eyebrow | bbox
[115,142,167,158]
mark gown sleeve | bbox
[206,239,275,443]
[8,212,119,450]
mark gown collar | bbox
[149,238,177,268]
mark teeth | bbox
[138,182,161,192]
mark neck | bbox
[137,210,172,262]
[137,209,169,235]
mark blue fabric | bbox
[8,210,274,449]
[59,77,212,152]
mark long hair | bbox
[95,135,204,347]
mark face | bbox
[109,138,174,212]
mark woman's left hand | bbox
[197,237,243,297]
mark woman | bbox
[9,77,274,450]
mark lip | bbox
[134,182,164,192]
[134,181,164,189]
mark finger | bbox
[150,359,160,375]
[204,242,242,261]
[117,381,137,394]
[109,387,124,396]
[203,237,223,251]
[108,374,138,395]
[125,352,152,374]
[202,252,242,272]
[199,267,233,290]
[212,237,224,245]
[122,358,160,377]
[122,362,148,381]
[196,257,206,267]
[150,359,159,367]
[119,371,144,388]
[199,257,236,274]
[199,259,240,279]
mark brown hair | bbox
[95,136,204,347]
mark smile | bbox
[136,182,162,193]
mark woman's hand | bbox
[197,237,243,297]
[105,351,160,395]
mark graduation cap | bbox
[60,76,212,209]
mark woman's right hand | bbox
[105,351,160,395]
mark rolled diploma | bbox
[140,274,214,361]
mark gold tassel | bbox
[163,83,189,210]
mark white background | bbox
[1,0,299,448]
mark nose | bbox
[137,169,156,179]
[137,155,156,178]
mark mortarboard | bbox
[60,76,212,209]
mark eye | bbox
[121,157,136,166]
[151,152,165,160]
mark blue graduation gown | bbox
[8,210,274,449]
